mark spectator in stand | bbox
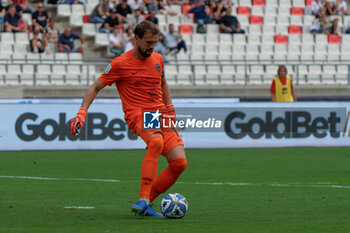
[154,33,168,61]
[127,8,144,28]
[346,18,350,33]
[89,0,110,23]
[109,27,124,56]
[65,0,85,5]
[158,0,178,15]
[45,18,59,43]
[116,0,132,24]
[320,13,338,34]
[0,1,5,28]
[32,2,49,32]
[6,0,23,15]
[30,27,48,53]
[309,0,324,17]
[213,0,229,24]
[99,8,120,33]
[16,0,33,14]
[58,27,85,54]
[335,0,349,15]
[4,5,28,32]
[123,26,135,52]
[270,65,297,102]
[145,9,158,25]
[310,15,324,34]
[144,0,158,13]
[186,0,212,25]
[164,23,187,54]
[322,0,338,15]
[109,0,117,10]
[129,0,144,11]
[220,7,245,34]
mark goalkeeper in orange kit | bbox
[70,21,187,217]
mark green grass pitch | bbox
[1,147,350,233]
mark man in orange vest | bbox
[270,65,297,102]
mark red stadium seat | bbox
[179,24,193,34]
[288,25,302,34]
[249,15,263,25]
[328,34,341,44]
[305,0,312,6]
[274,34,288,44]
[291,7,304,16]
[182,5,194,14]
[83,14,90,23]
[237,6,251,15]
[252,0,265,6]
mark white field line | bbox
[1,175,350,189]
[64,206,95,209]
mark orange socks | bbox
[149,158,187,203]
[139,136,163,199]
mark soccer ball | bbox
[160,193,188,219]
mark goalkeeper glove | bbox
[70,107,87,135]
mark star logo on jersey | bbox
[143,110,161,129]
[155,64,161,72]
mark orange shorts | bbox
[125,110,184,156]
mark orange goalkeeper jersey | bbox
[99,50,165,112]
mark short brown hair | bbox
[278,65,287,74]
[134,21,160,39]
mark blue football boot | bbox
[130,200,148,216]
[145,204,164,217]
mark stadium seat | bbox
[69,53,83,64]
[288,25,302,34]
[290,15,303,26]
[1,33,15,44]
[237,6,251,15]
[290,7,304,15]
[167,15,181,26]
[180,14,194,25]
[278,6,290,16]
[179,24,193,34]
[239,0,253,6]
[305,0,312,6]
[328,34,341,45]
[251,6,264,16]
[266,0,278,7]
[181,5,193,14]
[249,15,263,25]
[21,64,34,85]
[26,53,40,63]
[252,0,265,6]
[83,14,90,23]
[55,53,69,64]
[274,34,288,44]
[40,53,55,64]
[279,0,291,7]
[292,0,305,7]
[95,33,109,46]
[70,15,83,27]
[57,4,71,17]
[82,23,96,36]
[15,33,29,44]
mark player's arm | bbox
[81,79,106,109]
[161,74,172,105]
[70,79,106,135]
[161,74,176,121]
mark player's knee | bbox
[148,136,164,154]
[170,158,187,174]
